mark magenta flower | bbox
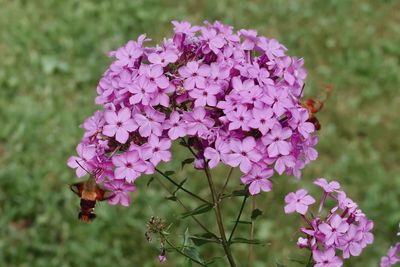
[204,137,230,168]
[67,143,96,177]
[240,165,273,195]
[189,84,220,107]
[248,107,275,135]
[128,75,157,105]
[134,107,165,137]
[82,111,105,138]
[225,105,252,131]
[114,40,143,67]
[319,214,349,246]
[262,123,292,157]
[139,64,169,89]
[179,61,210,90]
[314,178,341,193]
[284,189,315,215]
[141,135,172,166]
[183,107,214,136]
[313,248,343,267]
[262,86,293,116]
[148,51,178,67]
[104,180,136,207]
[289,108,315,138]
[339,224,363,258]
[381,243,400,267]
[226,137,262,173]
[103,108,138,143]
[112,151,147,183]
[163,111,186,140]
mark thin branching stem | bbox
[155,176,220,241]
[228,194,248,244]
[155,168,211,205]
[247,197,256,267]
[218,167,234,200]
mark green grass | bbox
[1,0,400,266]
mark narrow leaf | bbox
[147,177,154,187]
[230,237,262,245]
[165,196,177,201]
[164,170,175,176]
[181,158,195,169]
[190,233,219,246]
[182,247,204,264]
[181,203,213,218]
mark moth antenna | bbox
[75,160,93,175]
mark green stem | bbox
[155,176,220,241]
[155,168,211,205]
[246,198,256,267]
[218,167,234,200]
[203,164,237,267]
[163,236,207,266]
[228,194,248,244]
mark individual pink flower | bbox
[179,61,210,90]
[139,64,170,89]
[67,143,96,177]
[163,111,186,140]
[262,86,293,116]
[226,137,262,173]
[314,178,341,193]
[240,165,273,195]
[339,224,363,258]
[189,84,220,107]
[312,248,343,267]
[262,123,292,157]
[112,151,147,183]
[148,51,178,67]
[204,137,230,168]
[128,75,157,105]
[183,107,214,136]
[141,135,172,166]
[284,189,315,215]
[319,214,349,246]
[82,111,105,138]
[114,40,143,67]
[248,107,275,135]
[103,108,138,143]
[381,243,400,267]
[225,105,252,131]
[134,107,165,137]
[104,180,136,207]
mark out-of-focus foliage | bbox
[0,0,399,266]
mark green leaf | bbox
[181,203,214,218]
[251,208,263,220]
[232,189,250,197]
[173,178,188,194]
[165,196,177,201]
[147,177,154,187]
[181,158,195,169]
[164,170,175,176]
[230,237,262,245]
[182,247,204,264]
[190,233,219,246]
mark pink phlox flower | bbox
[257,37,287,60]
[67,143,97,177]
[262,85,294,116]
[357,217,374,248]
[114,40,143,67]
[262,123,292,157]
[139,64,170,89]
[339,224,363,258]
[134,107,165,137]
[314,178,341,193]
[81,111,105,138]
[248,107,275,135]
[319,214,349,246]
[312,248,343,267]
[104,180,136,207]
[103,108,138,143]
[274,155,296,175]
[226,136,262,173]
[381,243,400,267]
[225,105,252,131]
[183,107,214,136]
[284,189,315,215]
[289,108,315,138]
[141,135,172,166]
[240,165,273,195]
[179,61,211,90]
[239,29,258,50]
[149,83,175,107]
[189,83,220,107]
[112,151,147,183]
[203,137,230,168]
[148,50,178,67]
[163,111,187,140]
[128,75,157,105]
[201,27,226,54]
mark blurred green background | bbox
[1,0,399,266]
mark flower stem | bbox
[155,168,211,205]
[228,193,248,243]
[155,176,220,241]
[218,167,234,200]
[203,164,237,267]
[247,197,256,267]
[163,236,208,266]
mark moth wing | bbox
[70,182,84,197]
[95,187,114,201]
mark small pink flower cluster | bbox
[68,21,318,205]
[381,243,400,267]
[285,178,374,267]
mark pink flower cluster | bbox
[285,178,374,267]
[381,243,400,267]
[68,20,318,204]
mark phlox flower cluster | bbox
[285,178,374,267]
[68,20,318,205]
